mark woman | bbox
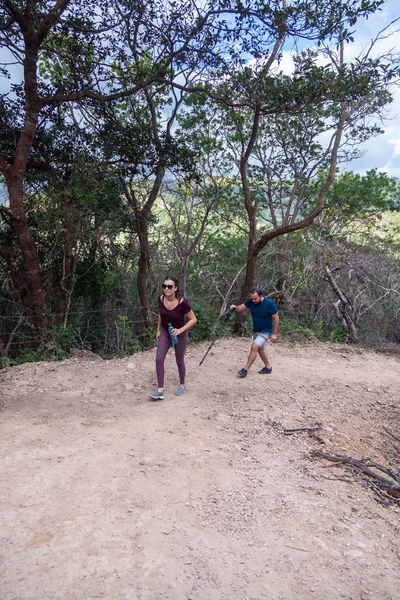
[150,276,197,400]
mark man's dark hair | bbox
[250,287,263,296]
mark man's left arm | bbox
[270,313,279,342]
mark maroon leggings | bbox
[156,327,189,387]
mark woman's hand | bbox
[156,330,161,342]
[171,327,181,337]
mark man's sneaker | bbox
[149,390,164,400]
[238,368,248,378]
[258,366,272,374]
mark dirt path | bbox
[1,339,399,600]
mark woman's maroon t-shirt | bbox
[158,295,192,330]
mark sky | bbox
[337,0,400,177]
[279,0,400,177]
[349,0,400,177]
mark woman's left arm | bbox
[173,310,197,336]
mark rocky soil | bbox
[1,338,399,600]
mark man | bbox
[230,288,279,378]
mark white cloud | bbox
[275,52,295,75]
[388,138,400,156]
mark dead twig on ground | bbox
[321,475,355,483]
[309,433,326,444]
[283,424,332,435]
[384,427,400,444]
[312,450,400,506]
[284,545,310,553]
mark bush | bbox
[187,301,220,343]
[279,316,317,342]
[279,315,349,343]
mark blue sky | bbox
[280,0,400,177]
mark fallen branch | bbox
[309,433,326,444]
[321,475,355,483]
[384,427,400,444]
[284,424,332,435]
[312,450,400,505]
[284,545,310,553]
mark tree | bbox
[315,169,399,237]
[0,0,397,336]
[159,180,231,297]
[0,0,254,330]
[195,26,399,327]
[307,170,400,343]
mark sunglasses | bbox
[163,284,174,289]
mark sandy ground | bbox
[0,338,399,600]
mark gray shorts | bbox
[253,332,270,348]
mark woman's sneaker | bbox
[149,390,164,400]
[258,366,272,374]
[175,386,186,396]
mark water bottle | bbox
[168,323,178,345]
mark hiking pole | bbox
[199,307,235,366]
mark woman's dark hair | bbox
[163,275,181,298]
[250,287,263,296]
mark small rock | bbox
[69,349,103,361]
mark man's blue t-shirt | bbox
[244,297,278,334]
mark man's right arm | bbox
[230,303,247,313]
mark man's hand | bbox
[229,304,237,311]
[270,333,278,343]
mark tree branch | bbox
[40,79,159,106]
[35,0,72,47]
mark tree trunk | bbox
[234,247,257,334]
[123,164,165,336]
[55,187,76,326]
[136,214,153,328]
[0,39,49,330]
[324,265,358,343]
[179,256,188,297]
[235,109,260,333]
[8,177,48,329]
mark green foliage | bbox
[325,169,398,216]
[116,315,143,356]
[306,170,400,243]
[10,324,79,365]
[141,325,158,350]
[279,316,318,342]
[187,302,220,343]
[279,316,347,343]
[0,356,11,369]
